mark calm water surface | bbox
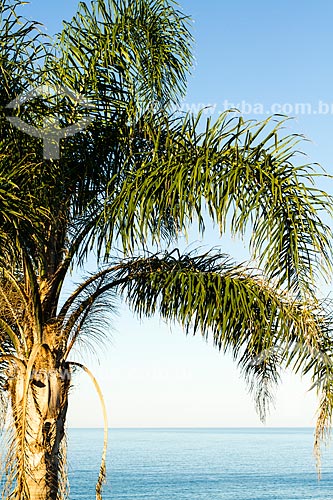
[67,428,333,499]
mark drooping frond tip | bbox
[69,362,108,499]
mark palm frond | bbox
[59,271,119,359]
[102,112,332,296]
[69,362,108,500]
[56,0,193,110]
[110,251,332,423]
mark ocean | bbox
[67,428,333,499]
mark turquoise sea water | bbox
[67,428,333,499]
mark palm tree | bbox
[1,0,333,498]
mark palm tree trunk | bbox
[9,360,70,499]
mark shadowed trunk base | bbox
[8,358,70,500]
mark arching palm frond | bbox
[69,362,108,500]
[55,0,192,110]
[60,271,119,360]
[101,112,332,296]
[0,0,46,102]
[0,1,51,270]
[111,251,333,455]
[292,302,333,474]
[55,250,333,432]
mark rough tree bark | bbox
[8,350,71,500]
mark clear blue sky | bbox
[16,0,333,427]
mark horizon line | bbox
[67,425,316,429]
